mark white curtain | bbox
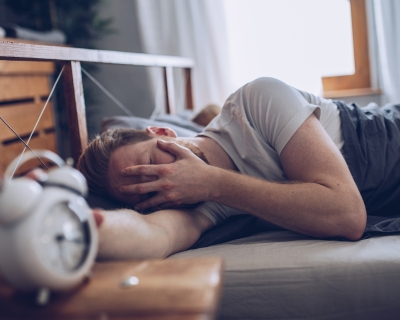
[135,0,232,114]
[368,0,400,104]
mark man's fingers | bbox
[134,194,167,210]
[157,139,191,158]
[119,180,160,194]
[122,165,160,176]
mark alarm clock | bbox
[0,150,98,298]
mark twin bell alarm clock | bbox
[0,150,98,302]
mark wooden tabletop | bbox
[0,257,224,320]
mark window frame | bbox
[322,0,379,98]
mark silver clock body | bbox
[0,166,98,292]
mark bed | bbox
[1,40,400,320]
[101,113,400,319]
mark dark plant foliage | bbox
[4,0,116,157]
[5,0,114,48]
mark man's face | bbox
[107,127,207,206]
[107,137,175,206]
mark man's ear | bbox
[145,126,178,138]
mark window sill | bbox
[323,87,381,99]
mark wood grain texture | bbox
[62,61,88,166]
[0,75,50,102]
[0,101,54,140]
[185,67,194,110]
[0,60,54,75]
[323,87,381,99]
[0,40,194,68]
[163,66,176,114]
[0,257,223,320]
[0,132,57,174]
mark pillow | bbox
[155,110,205,133]
[101,114,203,137]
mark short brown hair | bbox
[77,128,151,196]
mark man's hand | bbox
[119,139,212,210]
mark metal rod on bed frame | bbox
[0,40,195,165]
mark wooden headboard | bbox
[0,40,194,168]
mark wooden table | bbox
[0,257,223,320]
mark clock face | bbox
[34,201,91,274]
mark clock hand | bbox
[55,234,84,244]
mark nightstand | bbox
[0,257,223,319]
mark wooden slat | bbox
[62,61,87,166]
[350,0,370,83]
[0,258,223,320]
[0,102,54,141]
[323,87,381,99]
[2,37,66,46]
[0,132,57,174]
[0,75,50,102]
[0,60,54,75]
[163,66,176,114]
[0,40,194,68]
[185,68,194,110]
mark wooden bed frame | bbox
[0,40,194,165]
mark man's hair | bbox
[77,128,152,196]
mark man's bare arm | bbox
[203,114,366,240]
[118,114,366,240]
[96,208,213,260]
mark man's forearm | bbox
[97,208,213,260]
[207,166,366,240]
[97,209,166,260]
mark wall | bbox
[86,0,154,139]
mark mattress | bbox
[170,230,400,320]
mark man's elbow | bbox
[339,201,367,241]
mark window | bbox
[322,0,378,98]
[223,0,374,97]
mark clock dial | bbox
[35,201,90,273]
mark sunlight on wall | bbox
[223,0,354,95]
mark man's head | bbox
[77,126,206,206]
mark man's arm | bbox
[96,208,213,260]
[204,114,366,240]
[118,114,366,240]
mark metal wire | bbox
[81,67,134,117]
[0,117,49,171]
[9,65,65,179]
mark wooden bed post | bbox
[184,67,194,110]
[62,61,88,166]
[163,66,176,114]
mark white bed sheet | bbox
[170,230,400,320]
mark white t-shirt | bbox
[195,77,344,225]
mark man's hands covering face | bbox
[119,139,211,210]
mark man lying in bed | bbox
[78,77,400,260]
